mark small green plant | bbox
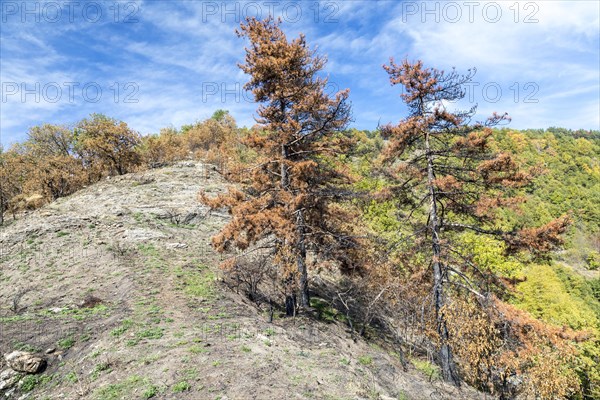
[80,333,91,342]
[94,375,146,400]
[133,212,144,222]
[189,345,208,354]
[58,336,75,350]
[136,327,164,340]
[241,345,251,353]
[56,231,69,237]
[20,374,51,392]
[310,297,342,322]
[13,342,41,353]
[182,368,198,380]
[64,371,78,383]
[111,319,133,337]
[397,390,409,400]
[91,362,112,380]
[207,312,229,320]
[411,358,441,380]
[358,355,373,366]
[172,381,191,393]
[21,376,41,392]
[140,354,161,365]
[174,264,215,299]
[339,357,350,366]
[264,327,275,337]
[91,349,103,358]
[143,384,159,399]
[587,252,600,270]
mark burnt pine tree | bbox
[380,59,569,385]
[201,17,355,315]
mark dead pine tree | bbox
[379,59,570,385]
[201,17,356,316]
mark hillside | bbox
[0,161,485,400]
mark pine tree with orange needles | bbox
[201,17,355,315]
[380,59,570,385]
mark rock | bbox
[123,228,167,241]
[182,212,199,225]
[256,334,270,342]
[0,368,24,390]
[4,351,46,374]
[80,294,103,308]
[166,242,188,249]
[44,348,55,355]
[48,307,64,313]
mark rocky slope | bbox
[0,162,485,400]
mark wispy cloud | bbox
[1,0,598,147]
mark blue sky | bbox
[1,0,599,146]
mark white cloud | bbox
[372,1,600,129]
[1,0,598,147]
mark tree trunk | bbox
[285,293,297,316]
[0,194,4,226]
[281,144,299,316]
[0,181,4,226]
[425,131,460,386]
[296,208,310,308]
[280,143,310,312]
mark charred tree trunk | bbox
[0,193,4,226]
[285,293,297,316]
[280,143,310,313]
[296,208,310,308]
[425,131,460,386]
[281,144,295,316]
[0,180,5,226]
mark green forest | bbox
[1,18,599,400]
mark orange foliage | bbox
[507,215,572,255]
[444,296,582,398]
[201,17,355,314]
[75,114,142,176]
[379,57,573,387]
